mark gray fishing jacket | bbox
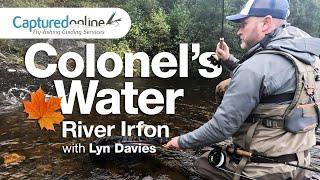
[178,24,320,149]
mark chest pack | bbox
[249,50,320,133]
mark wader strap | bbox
[245,121,259,150]
[297,151,305,166]
[233,121,259,180]
[256,50,305,117]
[225,150,232,169]
[233,157,249,180]
[260,92,294,104]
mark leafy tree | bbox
[288,0,320,37]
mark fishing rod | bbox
[90,136,255,180]
[208,145,320,174]
[93,136,320,179]
[89,125,320,176]
[208,0,224,68]
[220,0,225,47]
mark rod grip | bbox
[235,149,252,157]
[226,146,252,157]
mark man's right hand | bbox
[216,41,230,61]
[163,136,181,150]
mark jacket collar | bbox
[239,24,288,62]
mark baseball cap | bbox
[226,0,290,23]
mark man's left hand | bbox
[163,136,181,149]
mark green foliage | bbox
[0,0,120,7]
[122,0,171,55]
[145,9,170,52]
[288,0,320,37]
[0,0,55,7]
[104,40,131,59]
[168,4,192,43]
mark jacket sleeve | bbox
[178,65,265,149]
[220,54,240,73]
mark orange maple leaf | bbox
[23,87,64,131]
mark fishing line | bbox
[217,167,257,180]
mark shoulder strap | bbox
[255,50,310,117]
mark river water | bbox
[0,60,319,179]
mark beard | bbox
[239,39,248,49]
[239,38,257,49]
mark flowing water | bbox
[0,60,319,179]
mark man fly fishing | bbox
[164,0,320,179]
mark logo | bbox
[0,8,131,39]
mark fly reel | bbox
[207,145,226,167]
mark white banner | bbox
[0,8,131,39]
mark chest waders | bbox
[232,50,320,180]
